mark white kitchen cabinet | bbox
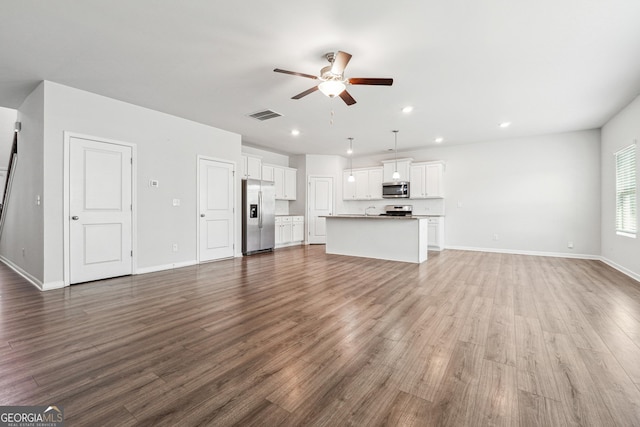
[292,216,304,242]
[284,168,296,200]
[241,155,262,180]
[262,164,274,182]
[272,166,297,200]
[410,161,444,198]
[276,215,304,246]
[382,158,412,182]
[427,216,445,251]
[342,167,383,200]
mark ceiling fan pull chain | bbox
[330,109,334,125]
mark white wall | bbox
[601,95,640,280]
[0,84,45,284]
[2,81,243,288]
[349,130,602,257]
[0,106,18,167]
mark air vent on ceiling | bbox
[248,109,282,121]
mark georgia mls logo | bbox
[0,405,64,427]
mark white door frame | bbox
[196,155,237,263]
[63,131,137,287]
[307,175,334,244]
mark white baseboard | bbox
[599,257,640,283]
[136,260,197,275]
[275,241,303,249]
[0,255,44,290]
[444,245,600,260]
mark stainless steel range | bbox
[380,205,413,216]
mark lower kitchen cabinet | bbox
[276,216,304,247]
[427,217,445,251]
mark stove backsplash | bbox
[340,198,445,216]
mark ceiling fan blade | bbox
[274,68,319,80]
[331,51,352,75]
[348,77,394,86]
[292,86,319,99]
[339,90,357,106]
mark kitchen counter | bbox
[323,215,429,263]
[326,214,443,219]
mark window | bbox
[615,144,637,237]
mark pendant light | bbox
[392,130,400,180]
[347,137,355,182]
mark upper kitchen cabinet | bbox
[262,164,274,182]
[273,165,297,200]
[410,161,444,198]
[343,167,383,200]
[241,154,262,180]
[382,158,412,182]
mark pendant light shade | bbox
[347,137,355,182]
[392,130,400,180]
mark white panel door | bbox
[308,176,333,244]
[69,137,132,284]
[199,158,234,262]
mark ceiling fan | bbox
[274,51,393,106]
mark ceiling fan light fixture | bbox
[318,80,346,98]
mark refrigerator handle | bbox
[258,190,263,228]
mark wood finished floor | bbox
[1,246,640,426]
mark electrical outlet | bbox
[568,241,574,249]
[172,198,181,207]
[493,234,499,241]
[172,243,178,252]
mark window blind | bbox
[615,144,637,236]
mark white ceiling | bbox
[2,1,640,156]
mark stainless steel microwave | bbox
[382,181,410,198]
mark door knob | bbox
[200,214,205,217]
[71,216,79,220]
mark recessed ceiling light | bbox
[499,122,511,128]
[291,129,300,136]
[402,106,413,113]
[434,137,444,143]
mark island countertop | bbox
[322,214,440,220]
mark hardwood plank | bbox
[383,391,437,426]
[517,390,568,427]
[429,340,485,426]
[514,315,561,400]
[485,303,517,366]
[579,348,640,426]
[474,359,519,427]
[543,331,616,426]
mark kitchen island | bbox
[323,215,429,263]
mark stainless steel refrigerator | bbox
[242,179,276,255]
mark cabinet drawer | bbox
[292,216,304,222]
